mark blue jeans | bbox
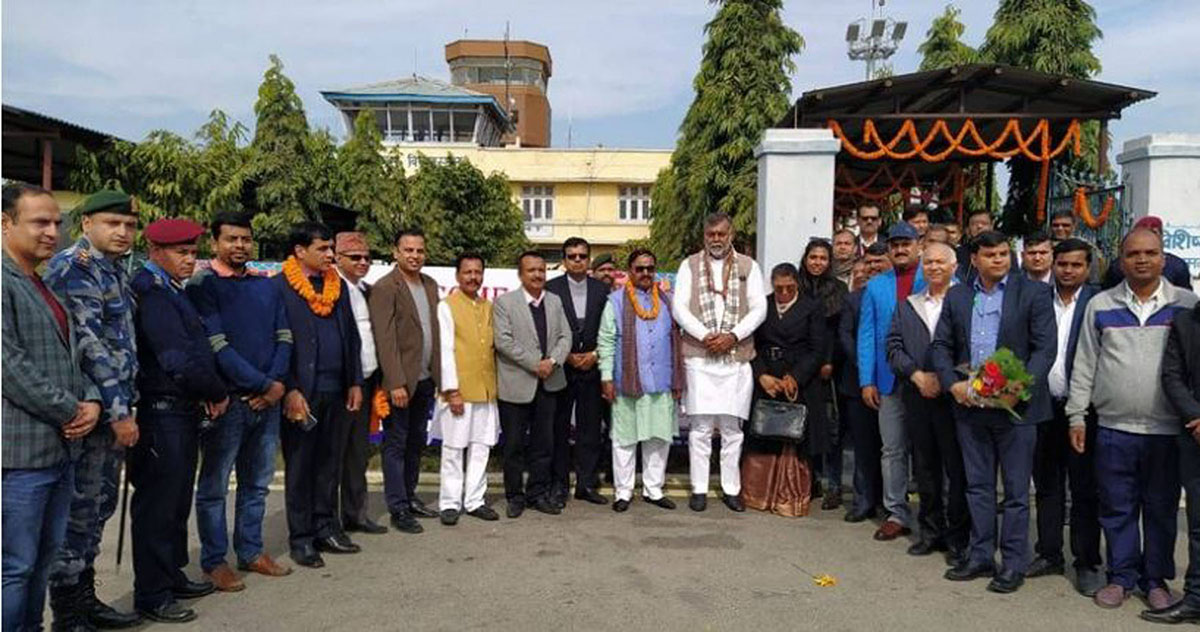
[3,461,74,632]
[879,392,911,525]
[195,399,280,571]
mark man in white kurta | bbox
[599,250,681,512]
[672,213,767,512]
[433,256,500,524]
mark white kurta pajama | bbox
[672,255,767,495]
[433,300,500,512]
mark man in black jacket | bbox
[545,237,610,506]
[275,222,363,569]
[886,242,968,564]
[128,219,230,624]
[1145,300,1200,623]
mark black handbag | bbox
[750,394,808,441]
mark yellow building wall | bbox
[386,144,671,254]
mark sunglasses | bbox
[860,216,881,222]
[564,253,589,261]
[632,265,657,273]
[340,254,369,262]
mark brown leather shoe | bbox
[238,553,293,577]
[873,520,912,541]
[205,563,245,592]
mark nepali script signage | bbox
[1165,223,1200,277]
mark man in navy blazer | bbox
[931,230,1056,594]
[1028,238,1104,596]
[857,223,926,542]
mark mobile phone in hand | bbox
[300,411,318,432]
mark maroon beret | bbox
[145,218,205,245]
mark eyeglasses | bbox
[340,254,369,262]
[860,216,881,222]
[564,253,589,261]
[632,265,656,273]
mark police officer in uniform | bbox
[128,219,229,623]
[44,190,143,630]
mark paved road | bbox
[83,482,1175,631]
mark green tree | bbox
[982,0,1103,233]
[917,5,978,71]
[338,111,407,253]
[649,0,804,266]
[406,155,528,266]
[245,55,315,243]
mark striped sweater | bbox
[1066,280,1198,435]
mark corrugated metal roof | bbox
[323,75,489,98]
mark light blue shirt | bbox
[969,274,1007,368]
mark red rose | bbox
[994,375,1008,389]
[984,362,1002,378]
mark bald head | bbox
[922,241,957,290]
[1121,227,1165,288]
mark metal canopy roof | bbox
[320,75,511,127]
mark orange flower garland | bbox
[282,256,340,316]
[1073,186,1115,229]
[626,280,662,320]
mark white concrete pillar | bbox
[755,128,841,277]
[1117,134,1200,277]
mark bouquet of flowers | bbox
[966,348,1034,419]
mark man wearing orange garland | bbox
[599,249,683,512]
[275,222,364,569]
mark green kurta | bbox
[598,301,679,447]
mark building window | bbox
[618,185,652,222]
[521,185,555,223]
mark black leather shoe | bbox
[77,567,142,629]
[1025,556,1065,578]
[574,488,610,505]
[643,495,677,510]
[390,512,424,534]
[334,532,358,549]
[138,600,196,624]
[944,547,967,568]
[506,499,525,519]
[409,498,439,518]
[722,494,745,512]
[171,579,215,599]
[440,509,460,526]
[944,562,995,582]
[987,570,1025,593]
[344,517,388,534]
[467,506,500,521]
[1141,599,1200,624]
[907,539,945,557]
[689,493,707,512]
[289,545,325,568]
[613,499,631,512]
[89,605,143,630]
[532,498,562,515]
[314,535,360,554]
[551,486,569,509]
[843,508,876,523]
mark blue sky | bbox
[4,0,1197,156]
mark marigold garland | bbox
[282,256,340,316]
[1073,187,1115,229]
[626,281,662,320]
[827,118,1081,163]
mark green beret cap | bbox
[77,190,134,216]
[591,253,614,270]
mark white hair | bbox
[923,241,957,266]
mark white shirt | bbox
[567,275,588,319]
[523,288,545,308]
[1047,284,1082,398]
[1125,279,1167,326]
[916,289,947,339]
[337,270,378,376]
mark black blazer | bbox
[275,275,363,401]
[1164,303,1200,423]
[546,274,608,377]
[1060,283,1098,386]
[836,289,864,398]
[930,273,1056,424]
[886,293,938,380]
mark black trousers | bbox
[1033,399,1102,569]
[381,378,434,515]
[842,394,882,515]
[901,387,969,550]
[335,372,377,526]
[128,404,198,610]
[1179,433,1200,605]
[500,385,557,503]
[552,371,604,493]
[281,390,344,550]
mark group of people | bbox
[4,177,1200,630]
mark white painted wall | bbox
[1117,134,1200,276]
[754,128,840,277]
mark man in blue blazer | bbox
[1028,238,1103,596]
[932,230,1056,594]
[857,222,926,542]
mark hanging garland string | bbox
[827,118,1082,163]
[1073,186,1116,229]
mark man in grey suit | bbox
[493,251,572,518]
[2,183,101,632]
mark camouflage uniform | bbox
[43,236,139,588]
